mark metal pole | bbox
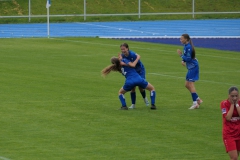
[28,0,31,22]
[84,0,86,21]
[138,0,141,19]
[192,0,195,19]
[47,7,50,37]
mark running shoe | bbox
[189,103,199,109]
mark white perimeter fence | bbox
[0,0,240,22]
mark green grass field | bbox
[0,37,239,160]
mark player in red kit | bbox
[220,86,240,160]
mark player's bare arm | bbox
[128,55,140,67]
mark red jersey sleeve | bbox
[221,100,229,118]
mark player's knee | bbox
[147,84,155,91]
[118,89,125,95]
[150,86,155,91]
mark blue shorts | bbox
[186,66,199,82]
[123,76,148,91]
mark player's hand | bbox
[177,49,182,56]
[234,96,240,105]
[229,97,237,105]
[118,53,122,61]
[136,54,141,60]
[181,61,186,66]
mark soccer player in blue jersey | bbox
[119,43,149,109]
[177,34,203,109]
[101,55,157,110]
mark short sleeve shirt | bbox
[220,100,240,140]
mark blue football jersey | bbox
[121,50,144,73]
[181,43,199,70]
[121,58,139,78]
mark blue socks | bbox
[119,94,126,107]
[140,90,146,99]
[121,91,156,106]
[150,91,156,105]
[131,90,147,104]
[130,92,136,104]
[191,92,198,101]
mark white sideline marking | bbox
[51,55,90,57]
[149,73,240,86]
[49,38,240,60]
[79,23,159,35]
[0,156,10,160]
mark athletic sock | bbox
[130,92,136,105]
[193,101,198,105]
[191,93,198,101]
[140,90,146,99]
[150,91,156,105]
[119,94,126,107]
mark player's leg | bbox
[228,150,238,160]
[118,87,128,110]
[145,83,156,110]
[121,78,136,110]
[138,87,149,106]
[223,137,239,160]
[138,69,149,106]
[236,140,240,159]
[137,77,156,110]
[186,67,202,109]
[129,87,136,109]
[186,81,199,109]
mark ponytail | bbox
[101,57,121,77]
[189,39,196,59]
[182,34,196,59]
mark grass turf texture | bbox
[0,0,240,23]
[0,37,239,160]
